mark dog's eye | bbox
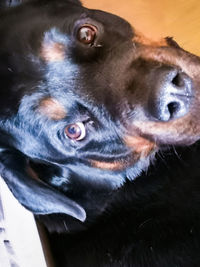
[77,25,97,45]
[65,122,86,141]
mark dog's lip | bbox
[83,150,133,171]
[89,157,133,171]
[87,140,156,171]
[82,134,157,171]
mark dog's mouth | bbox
[90,157,132,171]
[88,136,156,171]
[90,115,200,172]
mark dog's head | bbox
[1,0,200,226]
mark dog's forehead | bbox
[0,1,133,37]
[87,9,133,37]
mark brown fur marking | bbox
[124,135,156,157]
[91,136,156,171]
[41,42,65,62]
[91,160,126,171]
[38,98,66,120]
[132,114,200,145]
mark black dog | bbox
[1,0,200,265]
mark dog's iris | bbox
[65,122,86,140]
[77,25,97,45]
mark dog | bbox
[1,0,200,265]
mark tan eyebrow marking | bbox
[40,42,65,62]
[38,97,67,120]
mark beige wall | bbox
[83,0,200,56]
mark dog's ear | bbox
[0,150,86,222]
[0,0,82,8]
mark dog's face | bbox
[1,0,200,224]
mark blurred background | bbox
[84,0,200,56]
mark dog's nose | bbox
[147,67,193,121]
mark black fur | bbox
[1,0,200,266]
[48,144,200,266]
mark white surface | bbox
[0,176,47,267]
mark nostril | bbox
[146,67,193,122]
[167,101,181,119]
[171,73,185,88]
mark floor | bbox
[84,0,200,56]
[0,177,47,267]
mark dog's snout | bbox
[147,67,193,122]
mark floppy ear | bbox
[0,150,86,222]
[0,0,82,8]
